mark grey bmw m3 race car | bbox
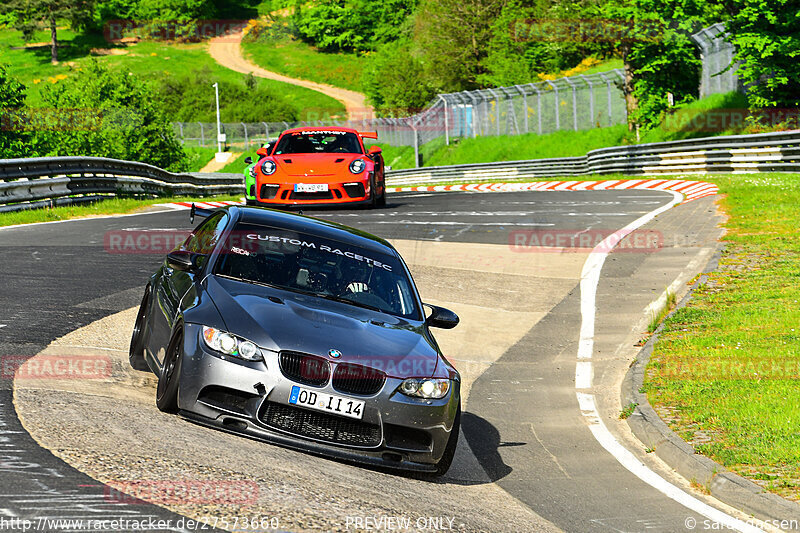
[129,205,461,475]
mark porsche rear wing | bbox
[359,131,378,140]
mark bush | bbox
[363,40,436,115]
[157,67,299,123]
[36,61,188,171]
[0,64,33,160]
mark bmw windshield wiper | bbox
[310,293,385,314]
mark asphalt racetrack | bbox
[0,189,742,533]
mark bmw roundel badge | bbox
[328,349,342,359]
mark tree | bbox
[1,0,95,63]
[363,39,437,115]
[723,0,800,109]
[597,0,712,132]
[413,0,505,92]
[36,61,188,171]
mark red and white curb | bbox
[155,200,243,210]
[155,179,718,210]
[387,179,719,203]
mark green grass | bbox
[639,92,752,144]
[0,28,345,117]
[241,19,367,94]
[0,194,242,227]
[184,146,218,172]
[580,58,623,75]
[218,152,254,173]
[379,125,629,169]
[641,173,800,501]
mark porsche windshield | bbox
[273,131,363,155]
[214,223,420,319]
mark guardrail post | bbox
[411,120,421,168]
[262,122,269,142]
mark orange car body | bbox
[246,126,387,208]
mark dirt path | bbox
[208,29,374,121]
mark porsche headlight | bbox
[261,159,276,175]
[398,378,450,399]
[349,159,366,174]
[201,326,262,361]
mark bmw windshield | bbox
[214,223,421,319]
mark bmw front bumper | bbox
[176,324,460,472]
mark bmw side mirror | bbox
[166,251,201,272]
[244,156,253,165]
[424,304,459,329]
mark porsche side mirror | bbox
[424,304,459,329]
[368,145,382,156]
[256,147,268,156]
[166,251,201,272]
[244,156,253,165]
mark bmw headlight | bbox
[261,159,277,175]
[398,378,450,399]
[201,326,262,361]
[349,159,366,174]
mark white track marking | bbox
[0,325,6,329]
[575,191,764,533]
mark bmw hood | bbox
[203,275,441,378]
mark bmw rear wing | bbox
[190,203,215,224]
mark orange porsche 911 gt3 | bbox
[244,127,387,208]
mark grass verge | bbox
[0,195,241,228]
[641,174,800,501]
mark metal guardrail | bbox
[1,131,797,213]
[385,131,800,185]
[0,156,244,213]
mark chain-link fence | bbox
[172,23,745,168]
[173,68,627,167]
[692,23,740,98]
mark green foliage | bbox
[724,0,800,109]
[156,66,299,123]
[36,61,188,171]
[0,64,33,158]
[1,0,95,62]
[363,39,436,115]
[292,0,416,53]
[480,0,615,87]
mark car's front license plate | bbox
[288,386,364,419]
[294,183,328,193]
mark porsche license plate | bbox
[288,386,364,419]
[294,183,328,193]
